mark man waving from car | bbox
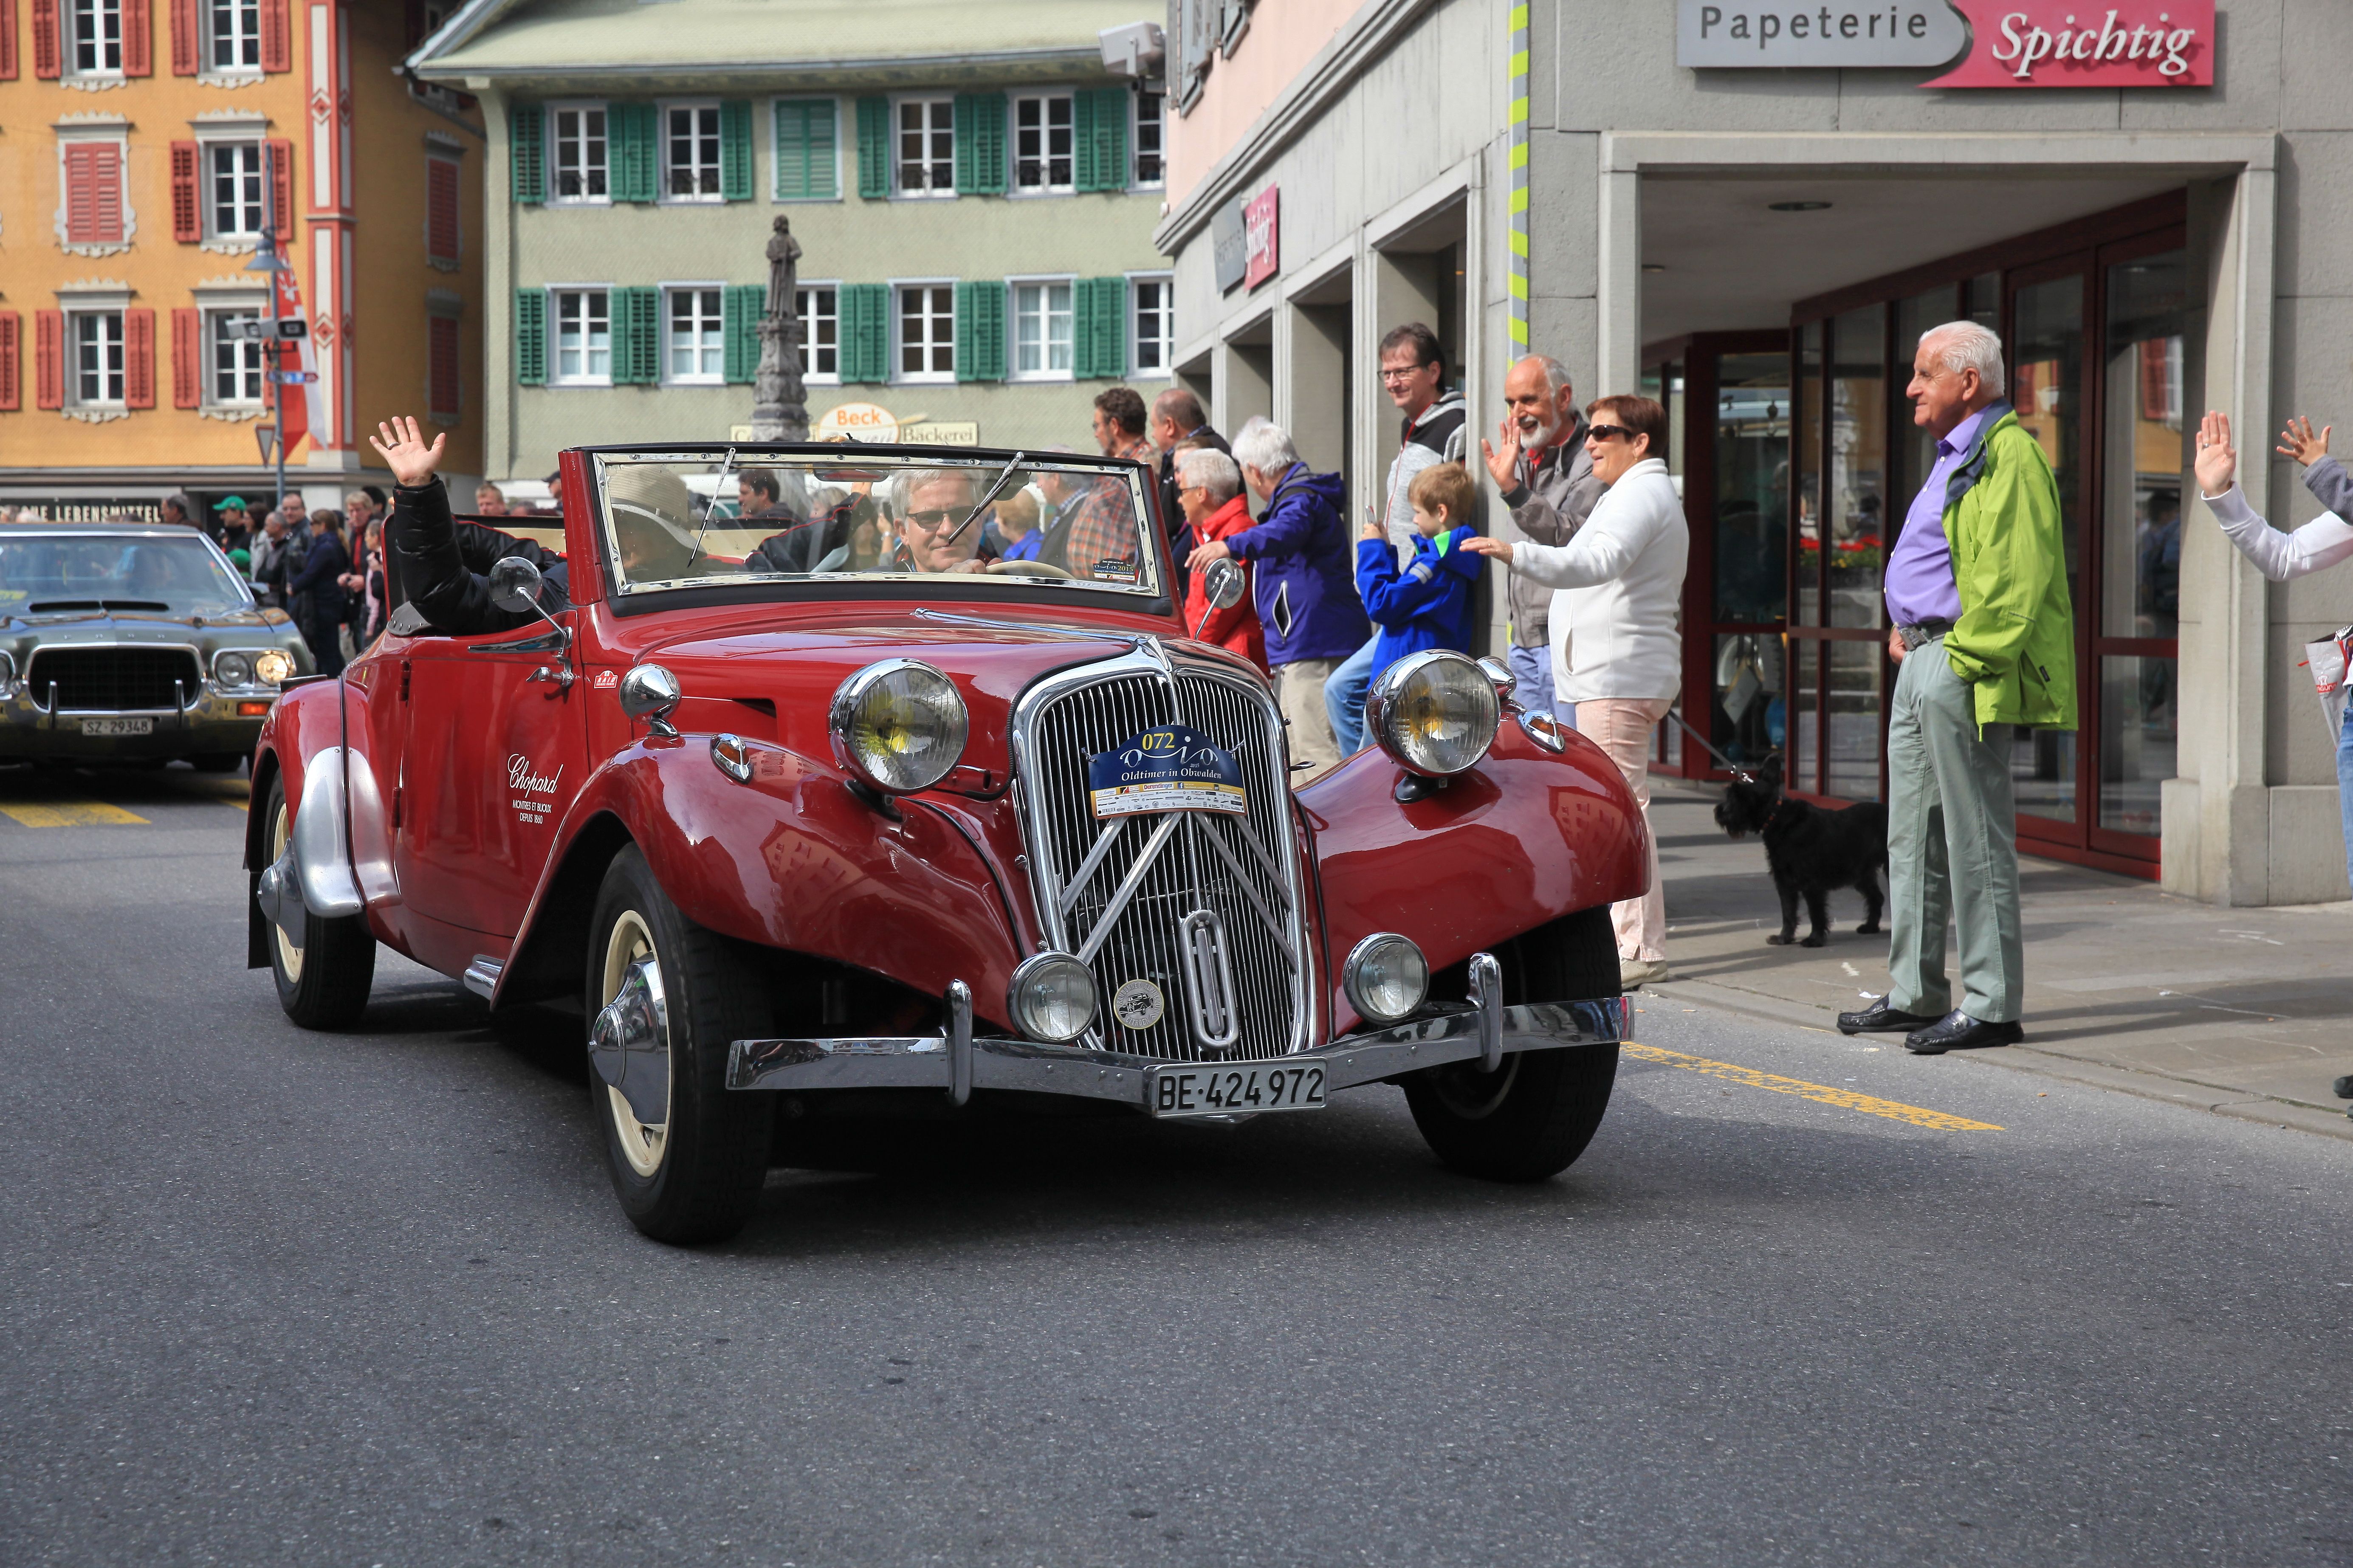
[372,417,570,635]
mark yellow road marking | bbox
[1622,1042,2003,1131]
[0,801,148,828]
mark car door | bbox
[395,621,586,937]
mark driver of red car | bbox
[883,468,997,575]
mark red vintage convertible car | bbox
[246,443,1646,1244]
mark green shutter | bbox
[954,280,1003,383]
[719,100,753,200]
[723,284,766,384]
[855,96,889,199]
[1072,276,1125,379]
[775,99,838,200]
[611,286,660,385]
[611,103,657,203]
[1070,277,1095,378]
[953,92,1004,196]
[1073,89,1128,192]
[839,283,889,384]
[511,102,544,203]
[515,288,546,384]
[1092,274,1126,378]
[1092,88,1128,192]
[1070,93,1098,195]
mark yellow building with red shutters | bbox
[0,0,484,519]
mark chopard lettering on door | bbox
[508,753,563,825]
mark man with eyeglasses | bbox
[1325,322,1469,753]
[888,470,994,575]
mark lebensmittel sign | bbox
[1677,0,2215,86]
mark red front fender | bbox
[499,737,1029,1028]
[1301,719,1648,1029]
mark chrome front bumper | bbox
[726,987,1631,1111]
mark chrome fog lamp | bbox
[213,651,254,687]
[252,649,293,685]
[1343,932,1429,1024]
[1364,649,1502,800]
[829,658,968,795]
[1007,951,1097,1043]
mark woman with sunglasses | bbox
[1463,395,1689,989]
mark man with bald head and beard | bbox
[1482,354,1604,726]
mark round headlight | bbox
[1343,933,1429,1024]
[1364,649,1502,777]
[213,651,254,687]
[828,658,968,794]
[0,651,16,689]
[1007,952,1097,1043]
[252,650,293,685]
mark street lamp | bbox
[245,144,292,515]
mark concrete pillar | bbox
[1282,300,1350,479]
[1213,339,1272,434]
[1595,163,1642,401]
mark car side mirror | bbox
[490,554,573,693]
[488,555,542,613]
[1202,557,1246,612]
[619,663,683,740]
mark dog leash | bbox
[1665,708,1759,784]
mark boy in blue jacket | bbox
[1343,462,1485,747]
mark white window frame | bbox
[892,279,955,384]
[662,282,725,386]
[206,0,262,72]
[660,100,724,204]
[1127,271,1174,381]
[204,139,265,243]
[892,96,955,199]
[1130,89,1165,191]
[547,286,613,388]
[548,102,610,206]
[768,96,842,204]
[1007,275,1075,383]
[67,0,124,80]
[795,281,840,385]
[68,310,127,407]
[205,305,268,408]
[1010,92,1073,197]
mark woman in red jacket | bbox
[1173,446,1269,673]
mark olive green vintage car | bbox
[0,525,313,769]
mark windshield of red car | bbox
[590,453,1164,601]
[0,533,251,615]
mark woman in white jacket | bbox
[1465,394,1689,988]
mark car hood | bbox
[0,606,306,670]
[624,608,1254,764]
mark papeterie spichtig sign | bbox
[1676,0,2214,86]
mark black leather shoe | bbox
[1903,1010,2025,1055]
[1836,1001,1944,1036]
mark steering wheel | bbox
[986,559,1075,580]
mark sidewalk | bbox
[1643,780,2353,1142]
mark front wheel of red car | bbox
[586,846,772,1246]
[1402,907,1621,1182]
[263,772,376,1029]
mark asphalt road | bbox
[4,764,2350,1568]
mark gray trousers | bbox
[1885,640,2024,1024]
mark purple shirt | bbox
[1882,405,1990,626]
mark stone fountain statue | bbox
[750,215,808,442]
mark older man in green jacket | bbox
[1838,321,2076,1055]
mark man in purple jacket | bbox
[1188,419,1368,776]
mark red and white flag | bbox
[270,262,325,459]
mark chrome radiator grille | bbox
[1013,650,1308,1062]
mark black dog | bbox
[1713,754,1888,948]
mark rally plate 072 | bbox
[1145,1060,1326,1119]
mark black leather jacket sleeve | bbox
[389,478,570,635]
